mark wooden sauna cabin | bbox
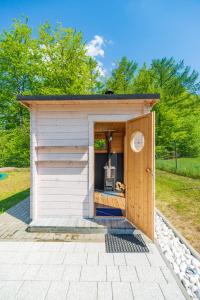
[18,93,159,240]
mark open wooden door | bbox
[126,112,155,240]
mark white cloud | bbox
[96,60,107,77]
[86,35,112,77]
[86,35,105,57]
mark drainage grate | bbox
[105,234,149,253]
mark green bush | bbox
[0,127,30,167]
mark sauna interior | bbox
[94,122,126,217]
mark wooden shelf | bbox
[94,191,125,210]
[35,146,88,153]
[36,159,88,163]
[36,160,88,168]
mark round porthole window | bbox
[130,131,145,152]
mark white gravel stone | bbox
[155,213,200,300]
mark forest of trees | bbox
[0,19,200,167]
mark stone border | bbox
[156,209,200,261]
[155,209,200,300]
[155,240,192,300]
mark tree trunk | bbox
[19,106,23,128]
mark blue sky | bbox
[0,0,200,76]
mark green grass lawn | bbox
[0,168,30,214]
[156,157,200,179]
[156,169,200,252]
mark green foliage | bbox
[37,22,98,94]
[94,139,107,150]
[0,19,99,130]
[0,18,100,167]
[0,18,200,167]
[106,56,200,157]
[105,56,137,93]
[0,127,30,167]
[0,18,38,129]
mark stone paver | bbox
[159,282,186,300]
[80,266,106,282]
[17,281,50,300]
[124,253,151,266]
[98,282,112,300]
[64,253,87,265]
[136,266,166,283]
[67,282,97,300]
[46,281,69,300]
[87,253,99,265]
[99,253,114,266]
[0,240,186,299]
[62,265,81,281]
[131,282,165,300]
[112,282,133,300]
[0,281,23,300]
[36,265,65,281]
[107,266,121,281]
[113,253,126,266]
[119,266,138,282]
[0,199,186,299]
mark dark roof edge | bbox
[17,93,160,101]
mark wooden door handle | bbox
[146,168,151,173]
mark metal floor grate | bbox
[105,234,149,253]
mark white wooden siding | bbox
[37,153,88,161]
[35,109,88,218]
[32,103,145,219]
[38,195,88,202]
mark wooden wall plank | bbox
[38,187,88,196]
[37,167,88,175]
[37,153,88,161]
[35,104,144,113]
[37,139,88,146]
[38,194,88,202]
[36,146,88,153]
[37,132,88,140]
[37,111,87,118]
[38,181,87,189]
[39,202,89,210]
[38,208,89,217]
[38,174,88,182]
[37,161,88,168]
[94,122,125,132]
[37,126,88,133]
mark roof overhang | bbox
[18,94,160,108]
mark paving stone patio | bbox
[0,198,187,299]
